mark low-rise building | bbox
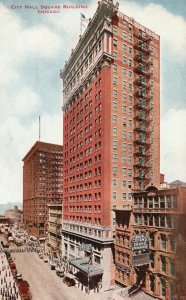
[115,185,186,300]
[46,204,62,257]
[5,206,23,225]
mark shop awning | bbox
[69,258,103,277]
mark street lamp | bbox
[88,265,90,294]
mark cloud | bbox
[0,113,62,203]
[160,108,186,182]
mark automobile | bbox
[50,263,56,270]
[63,276,76,287]
[56,268,65,277]
[39,253,44,259]
[43,256,48,263]
[16,273,23,281]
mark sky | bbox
[0,0,186,204]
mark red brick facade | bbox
[61,0,160,290]
[115,186,186,299]
[22,141,63,238]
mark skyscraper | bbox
[61,0,160,290]
[23,141,63,239]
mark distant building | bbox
[46,204,62,257]
[114,186,186,300]
[5,206,22,224]
[0,216,11,226]
[22,141,63,239]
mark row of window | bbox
[64,192,101,203]
[134,214,177,229]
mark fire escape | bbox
[133,30,153,190]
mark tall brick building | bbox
[61,0,160,290]
[23,141,63,238]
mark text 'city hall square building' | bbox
[23,141,63,239]
[61,0,160,289]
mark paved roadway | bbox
[11,250,88,300]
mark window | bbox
[123,93,127,101]
[113,153,117,162]
[123,106,127,113]
[122,180,126,187]
[113,26,118,35]
[170,259,175,276]
[113,166,117,175]
[113,179,117,187]
[122,168,126,176]
[161,234,167,250]
[149,232,155,247]
[113,89,117,98]
[123,142,127,152]
[128,144,132,152]
[113,64,117,72]
[128,120,132,127]
[113,51,117,59]
[113,128,117,136]
[113,140,117,149]
[123,44,127,52]
[128,34,132,42]
[113,192,117,200]
[161,256,166,273]
[123,56,127,64]
[113,115,117,123]
[123,68,127,77]
[128,59,133,67]
[128,181,132,188]
[113,101,117,111]
[128,71,133,79]
[122,155,126,164]
[128,193,132,200]
[128,47,132,54]
[128,169,132,176]
[123,193,126,200]
[123,31,127,40]
[161,279,166,297]
[123,81,126,89]
[113,76,117,85]
[113,39,117,47]
[128,156,132,164]
[128,83,132,91]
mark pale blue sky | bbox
[0,0,186,203]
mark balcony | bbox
[133,66,150,77]
[134,78,150,89]
[133,150,151,157]
[134,161,150,168]
[133,43,151,55]
[134,31,152,42]
[134,53,149,63]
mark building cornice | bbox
[61,0,118,79]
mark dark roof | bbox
[169,180,186,187]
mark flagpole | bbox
[80,14,82,35]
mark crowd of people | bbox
[0,250,21,300]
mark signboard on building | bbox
[131,234,148,252]
[116,262,130,274]
[132,252,150,267]
[79,243,92,252]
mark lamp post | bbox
[88,265,90,294]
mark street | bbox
[11,250,88,300]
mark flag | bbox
[80,13,89,22]
[81,13,86,19]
